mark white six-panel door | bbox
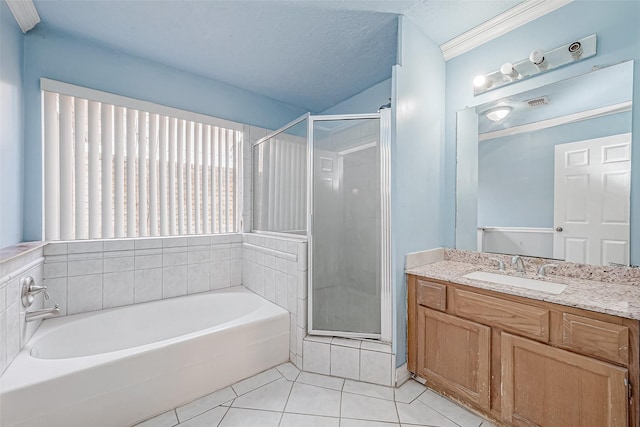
[553,133,632,266]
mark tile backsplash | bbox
[43,234,243,316]
[0,242,46,375]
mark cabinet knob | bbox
[555,227,563,232]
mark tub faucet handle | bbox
[30,285,50,300]
[21,277,50,308]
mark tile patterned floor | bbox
[135,363,497,427]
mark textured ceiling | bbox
[31,0,523,112]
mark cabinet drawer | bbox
[452,289,549,342]
[563,313,629,365]
[417,279,446,311]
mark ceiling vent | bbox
[525,96,550,108]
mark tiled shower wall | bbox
[0,243,46,375]
[242,233,308,369]
[42,234,243,316]
[302,336,395,387]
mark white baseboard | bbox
[395,363,411,387]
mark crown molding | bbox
[6,0,41,33]
[441,0,573,61]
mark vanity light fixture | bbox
[472,34,597,96]
[485,107,512,122]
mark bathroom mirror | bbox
[456,61,634,266]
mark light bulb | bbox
[568,41,583,60]
[473,74,492,90]
[529,49,548,70]
[500,62,520,80]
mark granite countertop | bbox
[406,260,640,321]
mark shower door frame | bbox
[307,111,392,343]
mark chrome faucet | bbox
[537,263,559,277]
[511,255,526,274]
[26,305,60,322]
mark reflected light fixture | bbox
[485,107,512,122]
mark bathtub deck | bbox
[135,362,496,427]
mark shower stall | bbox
[253,111,392,342]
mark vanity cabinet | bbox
[417,306,491,409]
[501,332,628,427]
[407,275,639,427]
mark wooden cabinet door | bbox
[502,332,628,427]
[417,306,491,409]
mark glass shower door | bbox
[309,116,382,337]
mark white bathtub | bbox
[0,287,289,427]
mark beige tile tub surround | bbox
[406,248,640,320]
[0,242,46,375]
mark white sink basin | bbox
[462,271,567,295]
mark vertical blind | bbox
[42,81,242,241]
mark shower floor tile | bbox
[134,364,495,427]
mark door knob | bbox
[555,227,563,232]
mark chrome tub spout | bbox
[26,304,60,322]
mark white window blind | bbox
[41,78,242,241]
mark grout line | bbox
[393,394,402,426]
[413,392,469,427]
[338,376,344,420]
[232,369,284,396]
[278,378,296,427]
[172,409,179,427]
[215,404,232,427]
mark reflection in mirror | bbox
[456,61,634,266]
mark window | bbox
[42,78,242,241]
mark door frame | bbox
[307,111,393,342]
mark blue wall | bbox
[0,2,25,248]
[321,78,391,115]
[478,112,632,228]
[445,0,640,265]
[22,28,307,241]
[392,16,446,366]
